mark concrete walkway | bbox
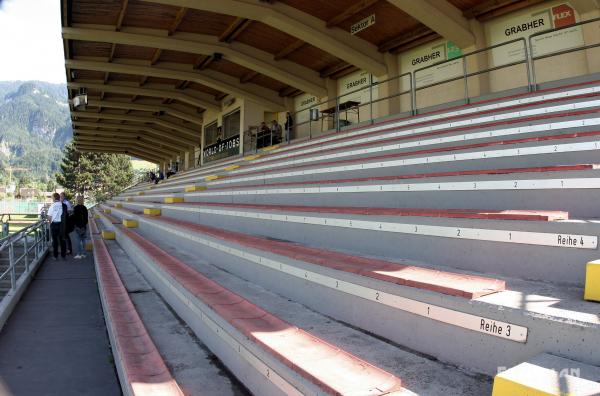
[0,252,121,396]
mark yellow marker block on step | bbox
[94,214,100,219]
[224,164,240,171]
[137,191,145,196]
[144,208,161,216]
[185,185,206,193]
[125,197,133,202]
[122,219,138,228]
[584,260,600,302]
[262,144,280,151]
[103,209,111,214]
[114,203,122,208]
[85,242,93,252]
[101,231,115,240]
[205,175,219,181]
[164,197,184,204]
[244,154,261,161]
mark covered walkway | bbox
[0,254,120,396]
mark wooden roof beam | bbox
[63,27,326,96]
[71,121,190,151]
[240,70,259,84]
[85,99,203,125]
[219,17,252,43]
[386,0,475,48]
[326,0,380,28]
[378,25,436,53]
[65,59,285,110]
[72,110,200,143]
[141,0,387,76]
[274,40,305,61]
[75,136,179,157]
[320,62,354,78]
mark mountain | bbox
[0,81,72,187]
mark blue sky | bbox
[0,0,66,83]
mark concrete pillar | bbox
[582,9,600,75]
[377,53,401,118]
[466,18,489,99]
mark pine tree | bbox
[56,141,135,202]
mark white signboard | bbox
[337,70,378,103]
[293,93,319,124]
[351,14,375,35]
[485,2,583,66]
[400,40,464,89]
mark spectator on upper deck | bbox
[72,195,89,260]
[270,120,282,144]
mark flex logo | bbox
[552,4,576,28]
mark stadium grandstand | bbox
[2,0,600,395]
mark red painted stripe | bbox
[113,222,404,395]
[91,223,183,396]
[256,107,600,167]
[203,164,598,192]
[168,202,567,222]
[233,129,600,179]
[110,205,506,299]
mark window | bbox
[223,109,240,139]
[204,121,218,146]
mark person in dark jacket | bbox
[72,195,89,259]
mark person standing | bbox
[270,120,282,145]
[47,193,66,260]
[284,111,294,142]
[60,192,74,255]
[72,195,89,259]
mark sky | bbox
[0,0,66,83]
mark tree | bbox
[56,141,134,203]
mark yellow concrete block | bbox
[144,208,161,216]
[101,231,115,240]
[85,242,93,252]
[204,175,220,181]
[122,219,138,228]
[125,197,133,202]
[164,197,184,204]
[244,154,261,161]
[103,209,111,214]
[114,203,122,208]
[224,164,240,171]
[584,260,600,302]
[137,191,145,196]
[185,185,207,192]
[492,353,600,396]
[262,144,280,151]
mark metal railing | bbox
[283,17,599,143]
[0,220,50,298]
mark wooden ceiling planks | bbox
[234,22,298,56]
[121,0,180,30]
[113,44,156,61]
[176,9,237,36]
[72,41,113,58]
[286,45,344,74]
[72,0,123,25]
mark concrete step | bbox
[95,211,493,395]
[101,206,600,376]
[129,82,600,194]
[96,228,248,396]
[112,200,600,284]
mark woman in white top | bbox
[47,192,66,260]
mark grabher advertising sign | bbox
[485,2,583,66]
[400,40,463,89]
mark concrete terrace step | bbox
[114,200,600,284]
[107,207,507,298]
[95,211,408,396]
[135,107,600,194]
[135,111,600,195]
[94,220,249,396]
[101,207,600,377]
[132,81,600,193]
[91,230,183,396]
[94,210,494,396]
